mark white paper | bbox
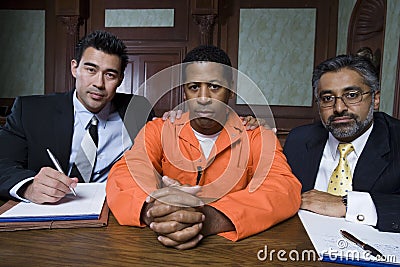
[0,183,106,218]
[298,210,400,265]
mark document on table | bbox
[298,210,400,266]
[0,183,106,222]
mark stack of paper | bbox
[299,210,400,266]
[0,183,108,231]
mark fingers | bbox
[240,116,251,125]
[161,175,181,187]
[162,111,169,120]
[147,200,190,218]
[241,116,258,130]
[149,187,204,207]
[150,220,192,233]
[162,111,175,122]
[158,234,203,250]
[161,176,202,195]
[164,223,202,242]
[146,187,202,208]
[240,116,278,132]
[23,167,77,204]
[157,224,204,250]
[150,206,204,223]
[161,110,183,123]
[176,109,183,119]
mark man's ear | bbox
[71,59,78,78]
[229,79,235,99]
[373,90,381,111]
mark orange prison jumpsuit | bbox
[107,112,301,241]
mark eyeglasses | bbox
[317,91,372,108]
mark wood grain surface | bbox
[0,208,351,267]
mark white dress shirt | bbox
[314,124,378,226]
[70,91,132,182]
[10,91,132,201]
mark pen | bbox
[340,230,383,258]
[46,148,77,196]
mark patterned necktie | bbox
[70,116,98,183]
[327,143,354,196]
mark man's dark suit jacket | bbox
[283,112,400,233]
[0,91,154,200]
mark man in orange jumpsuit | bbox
[106,45,301,250]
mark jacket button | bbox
[356,214,365,222]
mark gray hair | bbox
[312,54,380,98]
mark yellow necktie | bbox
[327,143,354,196]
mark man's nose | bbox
[93,73,105,89]
[333,97,348,113]
[197,85,211,105]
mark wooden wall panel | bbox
[1,0,341,140]
[347,0,386,76]
[128,52,184,116]
[89,0,201,116]
[220,0,339,140]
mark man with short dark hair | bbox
[284,54,400,232]
[0,30,154,204]
[107,45,301,249]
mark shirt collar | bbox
[327,123,374,160]
[175,112,243,146]
[73,90,112,129]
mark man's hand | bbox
[300,189,346,217]
[240,116,277,132]
[22,167,78,204]
[160,110,183,123]
[149,199,204,250]
[142,181,205,250]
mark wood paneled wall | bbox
[1,0,342,138]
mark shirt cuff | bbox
[345,191,377,226]
[9,177,34,202]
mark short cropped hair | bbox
[74,30,128,73]
[312,54,380,97]
[182,45,233,85]
[183,45,232,66]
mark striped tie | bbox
[70,116,98,183]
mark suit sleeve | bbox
[371,193,400,232]
[0,97,36,199]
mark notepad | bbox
[298,210,400,266]
[0,183,106,222]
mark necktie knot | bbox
[338,143,354,158]
[88,116,99,147]
[90,116,98,127]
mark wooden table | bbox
[0,209,352,267]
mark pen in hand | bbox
[340,230,383,258]
[46,149,77,196]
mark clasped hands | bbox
[141,176,206,250]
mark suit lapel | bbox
[302,125,328,191]
[353,116,391,191]
[52,92,74,172]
